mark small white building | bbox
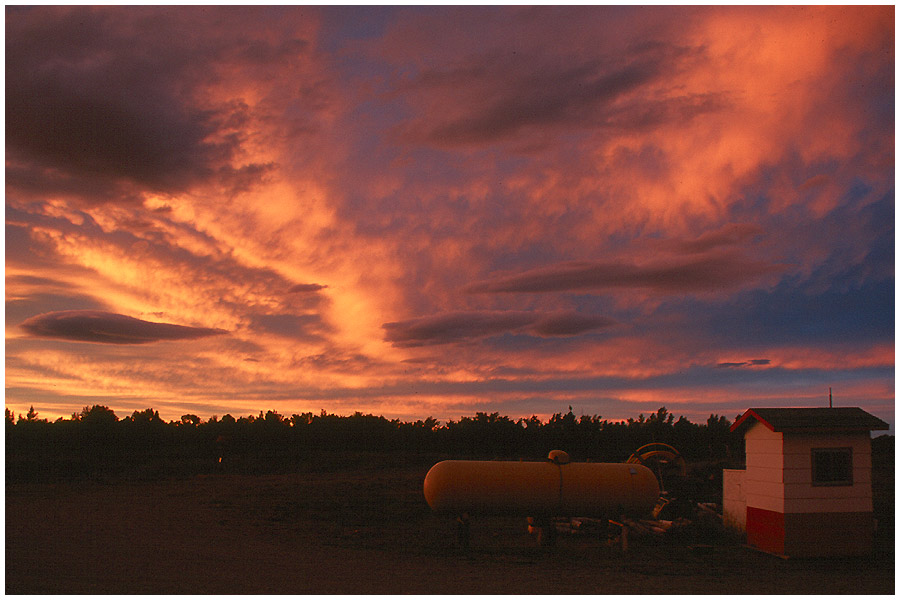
[723,407,888,557]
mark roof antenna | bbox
[829,387,833,408]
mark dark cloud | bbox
[288,283,328,293]
[384,311,533,346]
[530,312,617,336]
[671,223,764,254]
[5,161,145,206]
[717,359,770,369]
[5,270,114,327]
[20,310,228,344]
[6,274,84,290]
[466,251,787,294]
[397,38,719,147]
[418,59,656,145]
[7,293,110,328]
[247,313,327,340]
[290,351,380,372]
[4,7,290,201]
[383,310,615,347]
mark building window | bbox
[811,447,853,486]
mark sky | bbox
[5,5,895,429]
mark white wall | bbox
[741,423,874,514]
[743,421,784,513]
[722,468,747,531]
[781,432,873,513]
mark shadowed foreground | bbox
[6,463,894,594]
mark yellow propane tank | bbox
[423,453,659,518]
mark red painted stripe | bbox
[746,506,784,555]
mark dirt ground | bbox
[6,465,895,594]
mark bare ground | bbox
[6,465,894,594]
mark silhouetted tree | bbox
[5,404,754,484]
[263,410,285,426]
[180,414,201,426]
[23,406,44,423]
[290,412,314,427]
[75,405,119,426]
[125,408,163,426]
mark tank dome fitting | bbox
[547,450,570,464]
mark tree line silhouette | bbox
[6,404,750,483]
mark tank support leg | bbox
[456,513,470,549]
[542,519,557,547]
[527,516,557,547]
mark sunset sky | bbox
[5,6,895,428]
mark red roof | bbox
[731,407,889,434]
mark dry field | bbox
[6,463,894,594]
